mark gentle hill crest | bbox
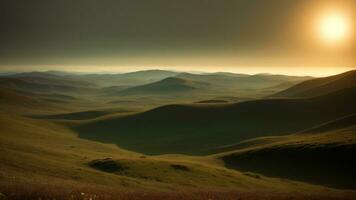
[75,87,356,155]
[272,70,356,98]
[113,77,210,95]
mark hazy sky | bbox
[0,0,355,75]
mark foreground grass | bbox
[2,183,356,200]
[1,109,356,199]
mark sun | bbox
[318,13,349,44]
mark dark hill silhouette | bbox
[297,113,356,134]
[75,87,356,155]
[195,100,229,104]
[272,70,356,98]
[32,110,111,120]
[219,114,356,190]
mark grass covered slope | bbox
[2,112,348,199]
[177,73,310,90]
[0,112,243,191]
[115,77,209,95]
[75,87,356,155]
[81,69,180,87]
[215,114,356,190]
[272,70,356,98]
[1,70,356,199]
[0,87,69,115]
[0,72,98,94]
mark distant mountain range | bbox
[0,69,312,98]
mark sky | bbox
[0,0,355,76]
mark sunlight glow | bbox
[318,13,349,44]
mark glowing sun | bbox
[318,13,349,44]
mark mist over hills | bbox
[0,69,313,101]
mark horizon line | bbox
[0,65,354,77]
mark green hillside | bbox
[272,70,356,98]
[0,87,67,114]
[1,70,312,101]
[177,72,311,90]
[0,76,98,94]
[215,114,356,190]
[115,77,210,95]
[3,111,347,199]
[81,70,179,87]
[75,87,356,155]
[1,70,356,199]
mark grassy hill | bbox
[81,70,179,87]
[2,111,349,199]
[215,114,356,190]
[114,77,210,96]
[297,113,356,134]
[0,76,98,95]
[174,72,311,98]
[0,87,67,114]
[177,72,311,90]
[74,87,356,155]
[272,70,356,98]
[1,70,181,95]
[1,70,313,102]
[1,70,356,199]
[10,71,96,87]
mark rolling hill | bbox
[272,70,356,98]
[0,76,98,95]
[176,72,311,90]
[81,70,179,87]
[114,77,210,95]
[10,71,96,87]
[2,111,345,199]
[75,87,356,155]
[109,72,311,97]
[0,87,66,114]
[2,70,356,199]
[216,114,356,190]
[1,70,313,100]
